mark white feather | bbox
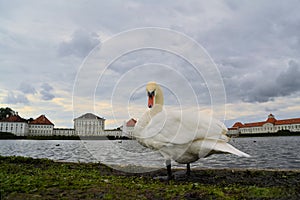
[133,82,250,164]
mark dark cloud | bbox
[277,60,300,94]
[200,0,300,102]
[224,60,300,103]
[58,30,100,58]
[40,83,55,101]
[4,92,29,105]
[253,60,300,102]
[18,82,36,94]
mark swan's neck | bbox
[150,104,163,117]
[154,85,164,107]
[134,84,164,135]
[149,85,163,117]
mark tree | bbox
[27,118,34,122]
[0,107,16,120]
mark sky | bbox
[1,0,300,129]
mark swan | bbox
[133,81,250,180]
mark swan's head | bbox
[146,82,157,108]
[146,81,163,108]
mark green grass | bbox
[0,156,299,199]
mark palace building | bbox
[0,113,29,136]
[228,114,300,135]
[0,111,135,138]
[73,113,105,136]
[3,111,299,138]
[29,115,54,136]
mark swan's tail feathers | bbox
[214,142,251,157]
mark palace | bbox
[29,115,54,136]
[228,114,300,136]
[74,113,106,136]
[0,112,135,138]
[0,113,28,136]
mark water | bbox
[0,137,299,170]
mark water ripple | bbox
[0,137,300,169]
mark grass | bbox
[0,156,299,199]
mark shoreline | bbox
[229,130,300,138]
[1,155,300,199]
[0,133,132,140]
[1,132,300,140]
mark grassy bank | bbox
[1,156,300,199]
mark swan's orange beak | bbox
[148,96,154,108]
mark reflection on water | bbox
[0,136,300,170]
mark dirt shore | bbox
[1,156,299,199]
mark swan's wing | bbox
[143,109,228,145]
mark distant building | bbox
[228,114,300,135]
[74,113,105,136]
[104,128,122,138]
[0,113,29,136]
[28,115,54,136]
[53,128,75,136]
[122,118,137,138]
[1,111,137,138]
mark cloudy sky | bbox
[1,0,300,128]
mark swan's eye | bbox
[147,90,155,98]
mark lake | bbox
[0,136,299,172]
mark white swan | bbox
[133,82,250,179]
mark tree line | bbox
[0,107,16,120]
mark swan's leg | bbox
[166,159,172,180]
[153,160,173,181]
[186,163,191,176]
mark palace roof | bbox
[74,113,105,120]
[275,118,300,125]
[230,114,300,128]
[30,115,54,126]
[0,114,27,123]
[126,118,137,127]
